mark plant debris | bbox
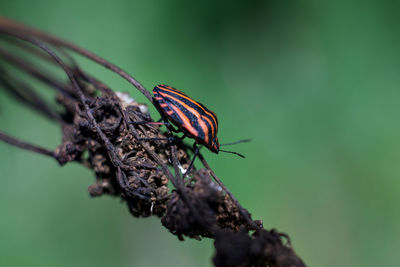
[0,16,305,267]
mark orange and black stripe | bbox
[153,84,220,153]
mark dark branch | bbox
[0,16,306,267]
[0,130,55,158]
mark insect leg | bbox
[184,143,200,176]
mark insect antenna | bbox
[219,139,249,158]
[219,139,251,146]
[219,149,245,158]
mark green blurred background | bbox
[1,0,399,266]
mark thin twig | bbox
[0,17,306,266]
[0,46,75,96]
[0,22,258,232]
[0,30,153,171]
[0,130,55,158]
[78,69,209,226]
[199,154,262,231]
[0,68,62,122]
[0,16,153,102]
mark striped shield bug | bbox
[152,84,247,173]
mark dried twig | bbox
[0,16,305,267]
[0,130,55,158]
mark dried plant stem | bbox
[0,131,55,158]
[0,16,306,267]
[0,16,153,102]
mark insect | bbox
[152,84,246,173]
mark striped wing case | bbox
[153,85,219,152]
